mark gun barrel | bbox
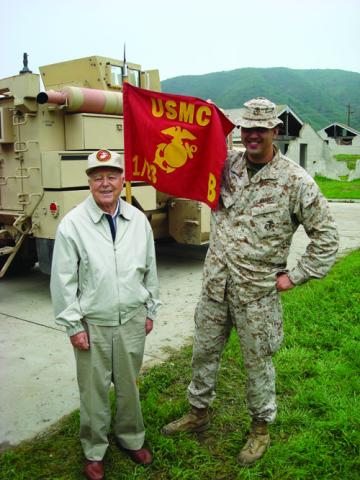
[37,90,67,105]
[37,86,123,115]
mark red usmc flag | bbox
[123,83,234,209]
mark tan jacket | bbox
[203,148,339,303]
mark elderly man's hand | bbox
[145,318,153,335]
[70,331,90,350]
[276,274,295,292]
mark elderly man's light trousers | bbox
[74,309,146,460]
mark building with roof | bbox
[318,122,360,155]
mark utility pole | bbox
[346,103,354,126]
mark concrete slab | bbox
[0,202,359,449]
[0,315,79,449]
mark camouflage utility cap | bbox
[237,97,283,129]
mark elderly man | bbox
[51,149,160,480]
[162,98,339,466]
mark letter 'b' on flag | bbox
[123,83,234,209]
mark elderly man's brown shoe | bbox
[84,460,104,480]
[118,445,153,465]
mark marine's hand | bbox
[145,318,153,335]
[70,331,90,350]
[276,274,295,292]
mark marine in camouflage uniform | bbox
[163,98,339,466]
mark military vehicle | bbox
[0,54,211,277]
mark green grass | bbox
[1,251,360,479]
[334,154,360,171]
[315,176,360,199]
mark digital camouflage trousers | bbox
[188,280,283,423]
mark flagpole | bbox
[122,43,128,82]
[125,181,132,204]
[122,43,132,203]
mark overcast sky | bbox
[1,0,359,81]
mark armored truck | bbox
[0,55,211,277]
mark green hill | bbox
[161,67,360,131]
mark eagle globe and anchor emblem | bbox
[153,126,198,173]
[131,123,216,204]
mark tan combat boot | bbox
[237,420,270,466]
[162,406,210,436]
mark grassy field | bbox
[315,176,360,199]
[1,251,360,479]
[334,154,360,171]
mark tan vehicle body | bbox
[0,56,210,276]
